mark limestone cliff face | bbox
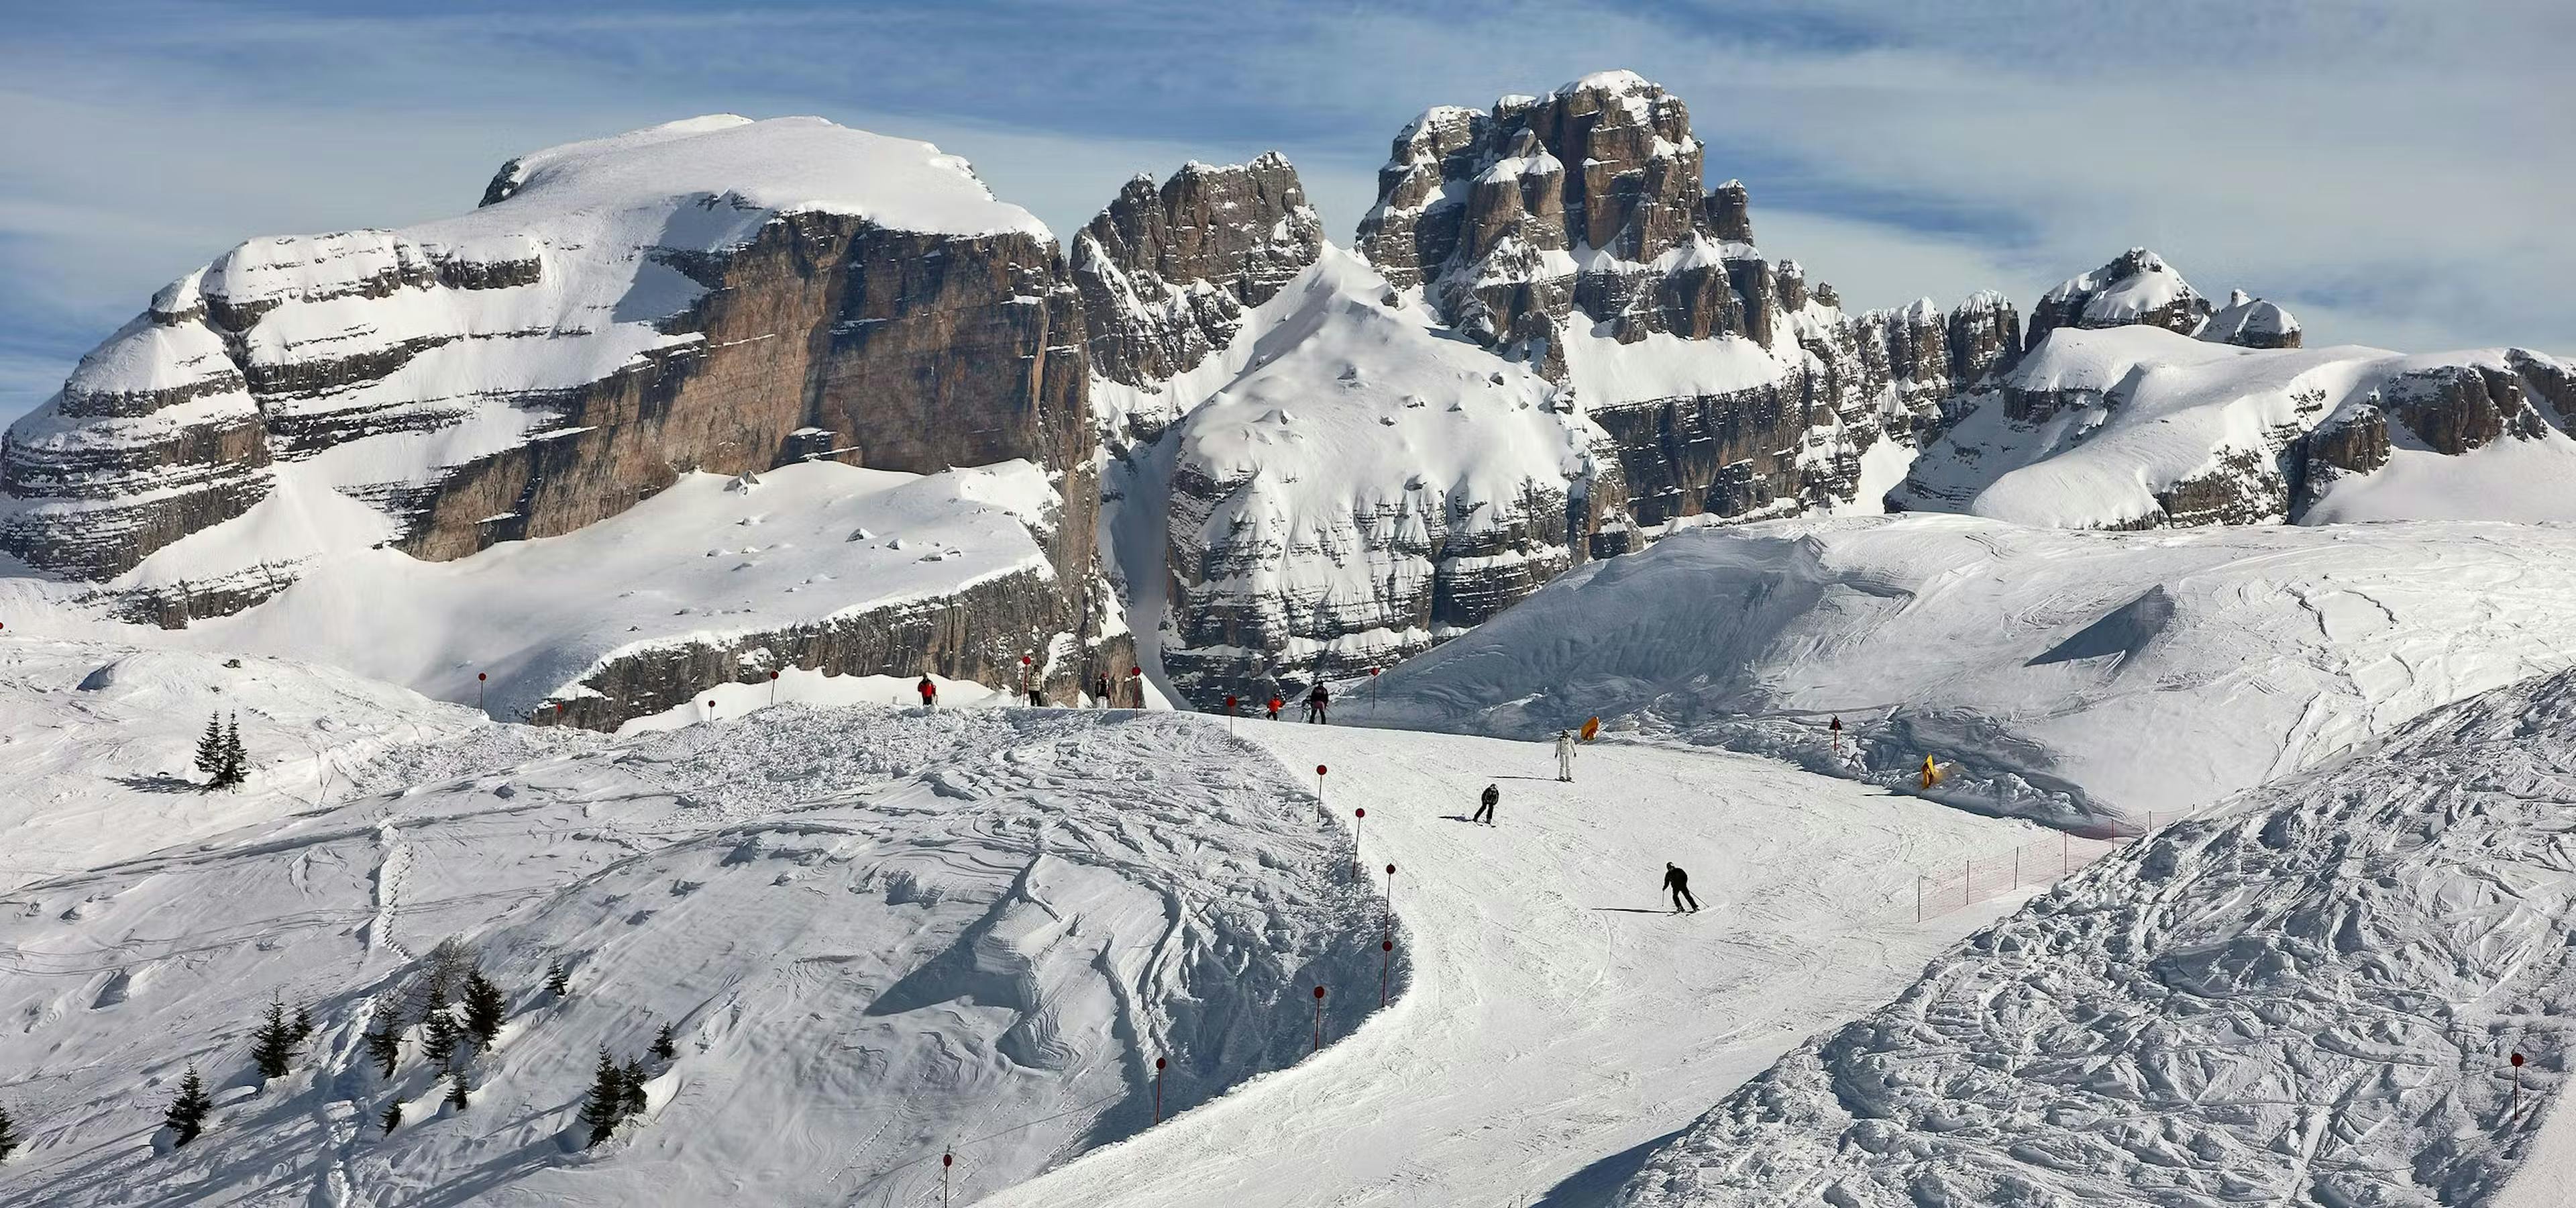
[1074,154,1324,442]
[1150,251,1619,705]
[1352,72,2025,538]
[2,115,1114,719]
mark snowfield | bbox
[0,638,575,889]
[0,705,1380,1207]
[1367,514,2576,828]
[1611,664,2576,1207]
[1,458,1058,721]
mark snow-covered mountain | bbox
[2,115,1124,719]
[1156,250,1615,700]
[1894,250,2576,527]
[1611,664,2576,1207]
[1367,514,2576,827]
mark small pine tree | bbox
[462,970,504,1047]
[193,714,225,787]
[215,713,249,789]
[251,997,300,1080]
[0,1101,18,1164]
[544,960,570,999]
[363,1017,402,1080]
[163,1065,212,1147]
[619,1056,649,1119]
[445,1072,471,1112]
[649,1022,677,1063]
[379,1101,401,1136]
[580,1048,627,1147]
[290,1005,315,1047]
[422,1010,460,1069]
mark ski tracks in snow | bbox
[985,723,2049,1208]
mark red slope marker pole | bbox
[769,669,780,706]
[1316,764,1328,805]
[476,671,486,710]
[2514,1052,2526,1119]
[942,1150,953,1207]
[1154,1056,1166,1123]
[1382,938,1394,1007]
[1312,985,1326,1054]
[1369,666,1380,713]
[1353,808,1365,875]
[1129,666,1141,709]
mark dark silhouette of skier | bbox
[1094,672,1112,707]
[1306,683,1330,724]
[1663,863,1699,913]
[1471,784,1497,825]
[916,676,937,710]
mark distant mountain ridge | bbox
[5,79,2569,718]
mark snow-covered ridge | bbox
[1368,514,2576,826]
[1157,249,1610,701]
[1613,664,2576,1206]
[476,114,1045,240]
[1893,323,2576,527]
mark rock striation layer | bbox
[3,115,1118,715]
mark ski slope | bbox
[1366,515,2576,829]
[1613,665,2576,1207]
[987,721,2053,1207]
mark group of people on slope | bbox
[1260,682,1332,723]
[1469,730,1699,913]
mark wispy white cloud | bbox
[4,0,2567,422]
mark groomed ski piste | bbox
[0,636,2054,1207]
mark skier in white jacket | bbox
[1555,730,1576,782]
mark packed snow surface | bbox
[1368,514,2576,826]
[1611,665,2576,1207]
[985,721,2049,1207]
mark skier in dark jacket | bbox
[1471,784,1497,825]
[1306,682,1330,724]
[1094,672,1112,708]
[917,676,937,709]
[1663,863,1699,913]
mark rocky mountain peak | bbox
[1354,70,1833,378]
[2201,291,2303,350]
[2027,247,2212,351]
[1071,153,1326,419]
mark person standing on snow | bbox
[1266,695,1284,721]
[1471,783,1498,825]
[1306,682,1330,725]
[917,676,937,710]
[1094,672,1112,708]
[1662,863,1699,913]
[1555,730,1577,782]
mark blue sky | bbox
[5,0,2570,418]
